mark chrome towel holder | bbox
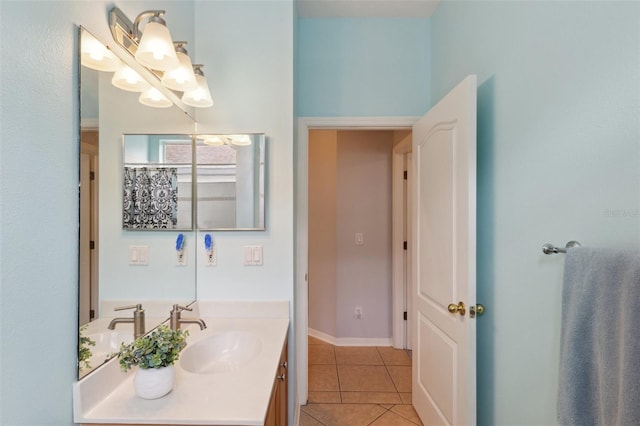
[542,241,582,255]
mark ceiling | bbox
[297,0,440,18]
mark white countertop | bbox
[74,301,290,425]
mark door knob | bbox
[470,304,485,318]
[447,301,465,316]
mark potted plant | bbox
[117,325,189,399]
[78,324,96,373]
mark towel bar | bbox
[542,241,582,255]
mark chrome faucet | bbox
[108,304,145,339]
[170,304,207,331]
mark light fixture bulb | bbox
[182,67,214,108]
[135,17,179,71]
[201,135,224,146]
[139,86,172,108]
[112,65,151,92]
[161,45,198,91]
[81,33,121,72]
[229,135,252,146]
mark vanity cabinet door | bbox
[265,337,288,426]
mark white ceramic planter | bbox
[133,365,176,399]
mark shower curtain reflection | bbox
[123,166,178,229]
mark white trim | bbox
[308,328,394,347]
[392,137,412,349]
[295,116,419,410]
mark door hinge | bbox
[403,170,408,180]
[89,240,95,250]
[89,171,95,180]
[403,241,407,250]
[89,309,95,320]
[403,311,407,321]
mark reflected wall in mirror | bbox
[123,134,193,230]
[79,27,197,379]
[195,134,266,230]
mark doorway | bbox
[296,116,418,409]
[80,128,99,326]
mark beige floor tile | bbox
[309,391,342,403]
[341,391,402,404]
[302,403,386,426]
[377,346,412,366]
[309,336,330,345]
[391,405,424,425]
[310,344,336,365]
[369,410,418,426]
[300,409,326,426]
[309,364,339,391]
[399,392,412,404]
[335,346,383,365]
[337,365,396,392]
[386,365,412,392]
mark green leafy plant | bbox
[79,324,96,371]
[117,325,189,371]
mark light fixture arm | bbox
[132,10,166,42]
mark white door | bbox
[412,75,477,426]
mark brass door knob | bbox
[447,301,465,316]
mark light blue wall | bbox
[1,1,108,423]
[297,18,431,117]
[431,1,640,425]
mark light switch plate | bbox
[243,246,263,266]
[129,245,149,266]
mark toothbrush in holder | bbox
[176,233,185,265]
[204,234,215,265]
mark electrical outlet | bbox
[206,247,217,266]
[176,247,187,266]
[354,306,363,319]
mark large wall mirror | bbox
[79,27,197,378]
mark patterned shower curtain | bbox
[123,167,178,229]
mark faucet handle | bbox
[171,304,192,313]
[114,303,144,312]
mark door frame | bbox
[295,116,420,407]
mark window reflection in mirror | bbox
[195,134,265,230]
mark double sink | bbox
[73,300,289,425]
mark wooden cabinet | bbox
[265,337,288,426]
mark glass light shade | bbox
[139,87,172,108]
[182,74,214,108]
[135,20,179,71]
[229,135,252,146]
[201,135,224,146]
[161,50,198,91]
[112,65,151,92]
[81,34,121,72]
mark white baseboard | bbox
[308,328,393,347]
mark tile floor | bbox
[300,336,423,426]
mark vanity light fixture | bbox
[109,7,213,109]
[81,31,121,72]
[200,135,252,147]
[133,12,179,71]
[161,43,198,91]
[201,135,225,146]
[112,65,151,92]
[182,65,214,108]
[139,86,172,108]
[229,134,252,146]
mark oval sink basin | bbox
[85,330,133,364]
[180,331,262,374]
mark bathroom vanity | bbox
[74,301,289,425]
